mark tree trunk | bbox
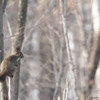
[0,0,8,100]
[88,0,100,95]
[11,0,28,100]
[76,0,88,99]
[8,78,14,100]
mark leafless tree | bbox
[1,0,99,100]
[11,0,28,100]
[0,1,8,100]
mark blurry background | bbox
[1,0,100,100]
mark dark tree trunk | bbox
[0,1,8,100]
[12,0,28,100]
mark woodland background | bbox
[0,0,100,100]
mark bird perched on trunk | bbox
[0,47,24,82]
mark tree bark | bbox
[0,0,8,100]
[74,0,87,99]
[11,0,28,100]
[8,78,14,100]
[3,0,8,14]
[88,0,100,95]
[59,0,77,100]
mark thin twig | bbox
[3,8,57,40]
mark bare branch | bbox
[11,0,28,100]
[59,0,77,100]
[5,10,13,36]
[50,0,58,82]
[53,8,65,100]
[87,0,100,96]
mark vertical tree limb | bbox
[87,0,100,95]
[51,0,58,82]
[88,33,100,91]
[12,0,28,100]
[0,0,3,73]
[0,0,8,100]
[59,0,77,100]
[8,78,14,100]
[71,0,88,99]
[53,21,65,100]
